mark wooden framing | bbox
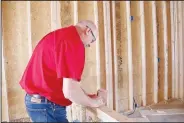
[86,106,134,122]
[144,1,158,105]
[170,1,175,99]
[162,1,169,101]
[178,1,184,100]
[3,1,184,121]
[140,1,146,106]
[27,1,32,57]
[111,1,118,111]
[103,1,114,110]
[73,1,78,24]
[175,1,179,98]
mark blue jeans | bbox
[25,94,68,122]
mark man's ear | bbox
[85,27,91,36]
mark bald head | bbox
[75,20,98,47]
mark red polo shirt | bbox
[19,26,85,106]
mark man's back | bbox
[19,26,85,106]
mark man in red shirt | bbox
[19,20,107,122]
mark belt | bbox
[26,93,51,103]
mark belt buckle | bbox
[31,96,41,103]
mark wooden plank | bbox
[51,1,61,30]
[163,1,169,101]
[140,1,146,106]
[130,1,144,106]
[86,106,134,122]
[126,1,133,110]
[111,1,118,111]
[103,1,114,110]
[144,1,158,105]
[73,1,78,24]
[118,1,133,111]
[175,1,179,98]
[152,1,159,104]
[166,1,172,99]
[170,1,175,99]
[156,1,166,102]
[27,1,32,57]
[2,40,10,122]
[94,1,106,90]
[178,1,184,100]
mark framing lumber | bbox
[162,1,168,101]
[73,1,78,24]
[140,1,146,106]
[166,1,172,99]
[94,1,106,90]
[131,1,144,106]
[126,1,133,110]
[27,1,32,57]
[144,1,158,105]
[178,1,184,100]
[170,1,175,99]
[118,1,133,111]
[175,1,179,98]
[86,106,134,122]
[103,1,114,110]
[51,1,61,30]
[2,41,10,122]
[111,1,118,111]
[156,1,167,101]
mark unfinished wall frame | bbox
[2,1,184,122]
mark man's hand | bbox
[97,89,107,105]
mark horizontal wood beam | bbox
[86,106,134,122]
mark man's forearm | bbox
[67,86,100,107]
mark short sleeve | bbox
[54,41,85,81]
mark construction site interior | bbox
[2,1,184,122]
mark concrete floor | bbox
[124,99,184,122]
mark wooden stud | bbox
[144,1,158,105]
[156,1,166,101]
[175,1,179,98]
[163,1,168,101]
[2,40,10,122]
[27,1,32,57]
[94,1,101,90]
[111,1,118,111]
[73,1,78,24]
[166,1,172,99]
[126,1,134,110]
[152,1,159,104]
[131,1,145,106]
[140,1,146,106]
[170,1,175,99]
[178,1,184,100]
[103,1,114,110]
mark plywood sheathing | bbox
[2,1,30,120]
[30,1,51,49]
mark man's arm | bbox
[63,78,105,108]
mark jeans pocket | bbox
[26,107,47,122]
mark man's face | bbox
[84,26,96,47]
